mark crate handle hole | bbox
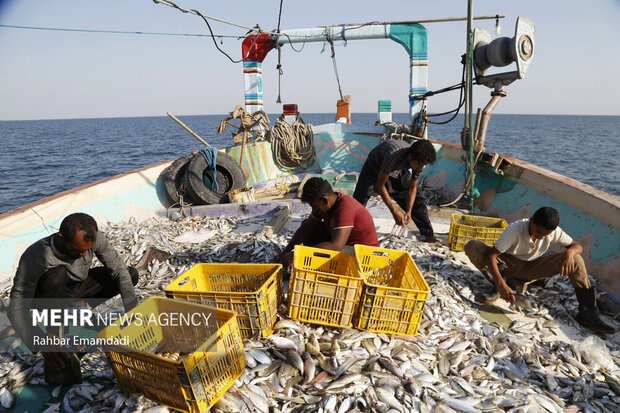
[317,275,339,284]
[178,276,189,287]
[119,314,138,329]
[313,252,332,259]
[371,251,390,257]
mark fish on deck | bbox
[0,210,618,412]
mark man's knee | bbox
[35,267,70,298]
[569,254,590,287]
[305,229,331,247]
[572,253,585,269]
[128,267,139,286]
[464,239,485,257]
[464,240,489,268]
[353,183,370,206]
[565,253,587,275]
[353,166,377,206]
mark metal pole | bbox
[467,0,475,211]
[317,15,505,27]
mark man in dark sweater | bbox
[353,138,438,242]
[8,212,139,384]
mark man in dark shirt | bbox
[278,178,379,267]
[353,138,438,242]
[8,213,139,384]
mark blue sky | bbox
[1,0,619,120]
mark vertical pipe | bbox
[385,23,428,128]
[467,0,475,211]
[475,85,506,151]
[409,57,428,137]
[243,61,265,113]
[242,34,275,114]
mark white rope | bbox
[270,115,317,170]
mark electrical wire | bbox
[153,0,266,33]
[276,0,284,33]
[0,23,244,38]
[426,62,466,124]
[1,21,267,64]
[279,34,308,53]
[275,0,284,103]
[193,12,259,63]
[154,0,306,62]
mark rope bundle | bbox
[270,115,317,170]
[199,147,219,191]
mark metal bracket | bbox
[478,151,519,177]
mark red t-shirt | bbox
[321,192,379,246]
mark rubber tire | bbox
[161,154,196,205]
[185,151,246,205]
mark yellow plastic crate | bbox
[288,245,363,328]
[97,297,245,413]
[448,214,507,251]
[354,245,430,336]
[164,263,283,339]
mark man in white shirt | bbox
[464,207,614,334]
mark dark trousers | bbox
[353,162,434,236]
[34,266,139,316]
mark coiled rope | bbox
[270,115,318,170]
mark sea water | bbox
[1,113,618,215]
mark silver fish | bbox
[268,336,297,352]
[0,388,14,409]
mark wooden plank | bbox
[259,204,292,237]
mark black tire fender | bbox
[161,153,195,205]
[185,151,246,205]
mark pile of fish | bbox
[0,214,618,413]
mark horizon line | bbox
[3,112,620,122]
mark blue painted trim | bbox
[423,156,620,264]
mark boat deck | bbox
[0,204,618,412]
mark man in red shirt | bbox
[278,177,378,267]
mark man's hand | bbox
[402,213,411,226]
[392,210,407,226]
[278,251,294,268]
[560,251,575,276]
[43,351,71,370]
[497,280,516,305]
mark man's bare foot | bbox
[423,235,438,243]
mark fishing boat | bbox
[2,13,618,304]
[0,3,619,412]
